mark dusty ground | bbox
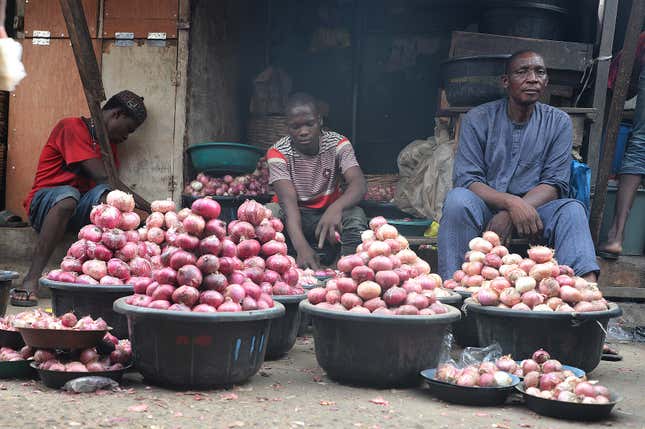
[0,300,643,429]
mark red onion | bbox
[151,284,176,301]
[356,281,381,300]
[367,241,391,259]
[94,204,122,229]
[527,246,554,264]
[229,221,255,243]
[541,359,562,373]
[243,256,265,271]
[238,239,261,259]
[200,290,224,308]
[145,241,161,256]
[76,274,99,285]
[482,253,502,269]
[175,233,199,251]
[169,250,197,271]
[106,190,135,212]
[204,218,227,239]
[260,240,287,257]
[395,305,420,315]
[368,255,393,272]
[78,225,103,242]
[383,286,406,307]
[495,356,518,373]
[100,229,126,250]
[574,301,594,312]
[168,303,191,312]
[340,293,362,310]
[266,254,291,274]
[499,287,521,306]
[164,211,180,229]
[475,288,499,306]
[369,216,387,231]
[190,303,215,312]
[153,267,177,285]
[325,289,341,304]
[531,349,550,364]
[405,292,429,310]
[60,256,83,273]
[260,269,280,285]
[274,232,286,243]
[361,297,385,312]
[225,284,246,303]
[82,259,107,280]
[228,270,247,285]
[336,255,364,273]
[529,262,555,282]
[131,277,153,294]
[172,285,200,307]
[119,211,140,231]
[538,278,560,297]
[374,270,400,290]
[282,267,299,286]
[145,212,165,228]
[489,245,508,258]
[482,230,500,246]
[514,276,536,294]
[107,258,131,280]
[255,221,276,244]
[511,302,531,311]
[519,258,536,274]
[559,285,582,303]
[521,290,544,308]
[191,197,221,220]
[271,281,290,296]
[196,254,219,274]
[350,266,374,283]
[237,200,269,226]
[217,257,236,275]
[468,250,486,263]
[481,266,499,280]
[469,237,493,253]
[147,227,165,244]
[115,242,138,261]
[183,214,206,236]
[218,297,242,312]
[100,275,123,285]
[268,217,283,233]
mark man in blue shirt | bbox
[438,50,599,282]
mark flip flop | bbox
[0,210,28,228]
[9,288,38,307]
[601,344,623,361]
[597,250,619,260]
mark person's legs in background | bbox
[438,187,493,281]
[339,206,368,256]
[600,68,645,257]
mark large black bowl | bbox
[465,299,622,372]
[421,368,519,406]
[114,298,285,389]
[300,301,460,387]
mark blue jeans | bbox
[438,187,600,281]
[28,184,111,233]
[620,68,645,176]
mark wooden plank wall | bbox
[24,0,99,38]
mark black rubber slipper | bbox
[9,288,38,307]
[0,210,28,228]
[601,345,623,361]
[597,251,619,260]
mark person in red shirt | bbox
[12,90,147,306]
[266,92,368,269]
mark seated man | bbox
[266,92,368,269]
[13,90,147,306]
[438,50,599,282]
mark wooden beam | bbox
[587,0,619,187]
[589,0,645,244]
[59,0,151,212]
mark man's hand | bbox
[296,245,320,270]
[487,211,514,245]
[505,195,543,237]
[315,204,342,249]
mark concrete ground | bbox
[0,300,643,429]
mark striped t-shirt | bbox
[267,131,360,209]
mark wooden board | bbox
[24,0,99,38]
[101,40,178,202]
[103,0,178,39]
[5,39,102,219]
[449,31,593,72]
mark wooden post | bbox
[589,0,645,243]
[59,0,151,212]
[587,0,618,187]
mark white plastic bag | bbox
[0,38,26,91]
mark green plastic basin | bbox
[386,218,433,237]
[187,142,264,175]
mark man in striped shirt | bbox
[266,93,368,269]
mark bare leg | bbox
[19,198,77,300]
[599,174,643,255]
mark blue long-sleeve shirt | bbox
[453,99,572,197]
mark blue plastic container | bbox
[613,123,631,174]
[600,185,645,255]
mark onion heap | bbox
[305,217,451,315]
[516,350,613,404]
[185,158,270,198]
[435,362,515,388]
[126,198,303,312]
[0,345,34,362]
[443,231,609,313]
[11,310,109,331]
[46,189,157,286]
[364,181,396,202]
[34,336,131,373]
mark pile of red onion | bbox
[126,198,304,313]
[516,350,612,404]
[435,362,515,388]
[0,345,34,362]
[46,189,158,286]
[34,335,131,373]
[11,310,109,331]
[184,158,270,198]
[443,231,609,313]
[364,181,397,202]
[306,217,451,315]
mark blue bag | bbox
[569,160,591,216]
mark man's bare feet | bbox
[598,239,622,257]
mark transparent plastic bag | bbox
[606,319,633,343]
[62,376,119,393]
[459,343,503,367]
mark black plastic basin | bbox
[300,301,460,387]
[440,55,509,107]
[114,297,285,389]
[41,278,132,339]
[465,298,622,372]
[265,294,306,360]
[0,271,19,317]
[480,1,570,41]
[436,290,462,306]
[453,290,479,347]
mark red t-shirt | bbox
[23,117,119,213]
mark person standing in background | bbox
[598,32,645,259]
